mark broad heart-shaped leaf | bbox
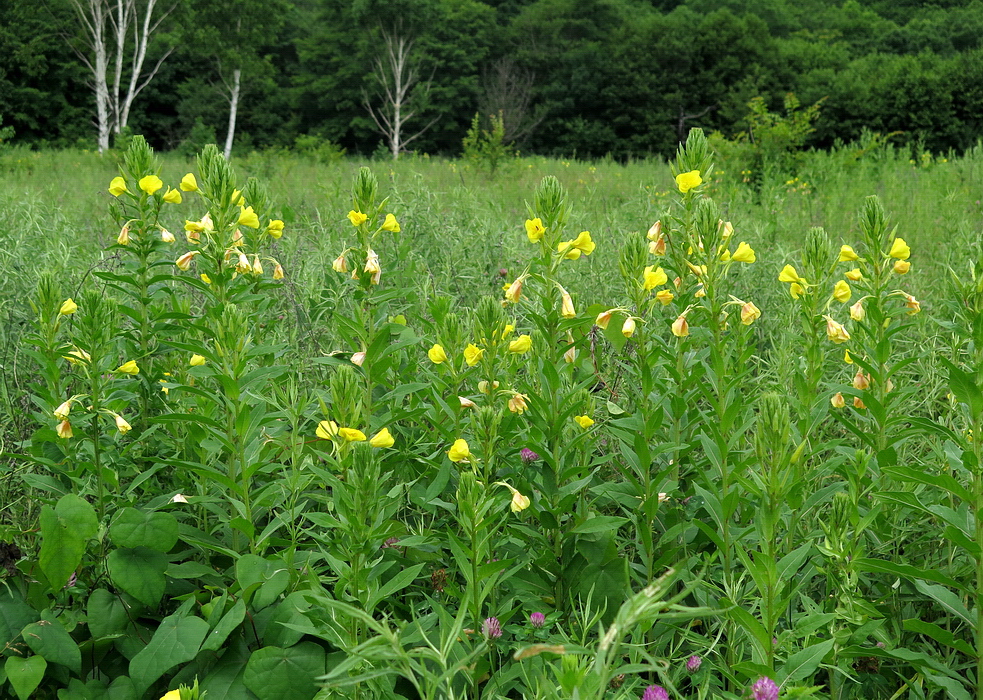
[87,589,132,639]
[243,643,326,700]
[5,655,46,700]
[0,589,39,648]
[38,494,97,591]
[110,508,178,552]
[107,547,168,607]
[22,610,81,673]
[236,555,289,610]
[129,612,209,693]
[201,658,259,700]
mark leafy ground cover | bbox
[0,133,981,699]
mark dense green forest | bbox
[4,0,983,158]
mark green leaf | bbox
[904,619,975,656]
[569,516,628,534]
[107,547,168,607]
[779,639,834,682]
[856,558,968,593]
[943,358,983,421]
[5,655,46,700]
[87,589,132,639]
[201,599,246,653]
[38,495,97,590]
[0,589,39,648]
[110,508,179,552]
[913,580,974,627]
[128,612,209,693]
[243,643,326,700]
[202,659,258,700]
[22,611,81,673]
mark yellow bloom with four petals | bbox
[370,428,395,448]
[428,344,448,364]
[509,335,532,353]
[338,427,367,442]
[139,175,163,195]
[163,188,182,204]
[448,438,470,462]
[109,177,129,196]
[889,238,910,260]
[642,265,668,291]
[464,343,484,366]
[381,213,400,232]
[675,170,702,193]
[839,245,859,262]
[179,173,198,192]
[525,218,545,242]
[238,206,260,229]
[574,415,594,429]
[833,280,852,303]
[731,242,756,263]
[60,298,78,315]
[116,360,140,375]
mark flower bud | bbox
[59,298,78,315]
[114,414,131,434]
[622,317,636,338]
[160,228,175,243]
[117,224,130,246]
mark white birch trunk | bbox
[223,68,241,160]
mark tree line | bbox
[3,0,983,158]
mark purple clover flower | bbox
[529,611,546,628]
[685,654,701,673]
[641,685,669,700]
[752,677,779,700]
[520,448,540,463]
[482,617,502,639]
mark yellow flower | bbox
[504,277,523,303]
[200,273,212,284]
[190,354,206,366]
[370,427,395,448]
[464,343,484,366]
[236,252,251,274]
[694,283,706,298]
[731,242,756,263]
[350,351,365,366]
[649,236,666,256]
[508,393,529,414]
[332,253,348,273]
[160,229,175,243]
[60,298,78,315]
[116,360,140,375]
[495,482,531,513]
[889,237,910,260]
[647,221,662,241]
[381,213,400,232]
[338,427,367,442]
[114,414,131,435]
[56,420,73,439]
[478,380,499,394]
[459,396,476,408]
[139,175,164,195]
[509,335,532,353]
[675,170,702,193]
[348,210,368,227]
[316,420,338,440]
[176,251,199,270]
[671,313,689,337]
[117,224,130,246]
[179,173,198,192]
[364,249,382,284]
[560,290,575,318]
[656,290,674,305]
[428,344,448,364]
[569,230,595,255]
[108,176,128,196]
[160,691,182,700]
[824,316,850,344]
[642,265,668,291]
[740,301,761,325]
[273,263,284,280]
[595,309,613,329]
[720,220,734,239]
[686,261,707,277]
[852,368,870,390]
[719,248,731,262]
[789,283,804,299]
[778,264,800,283]
[163,188,182,204]
[448,438,470,462]
[894,260,911,274]
[232,189,245,206]
[850,300,865,321]
[525,218,546,242]
[839,245,859,262]
[831,392,846,409]
[622,317,636,338]
[251,255,263,276]
[267,220,284,239]
[238,206,260,229]
[854,396,866,409]
[54,400,72,420]
[845,268,862,281]
[833,280,852,303]
[844,348,853,364]
[903,292,921,314]
[64,347,91,365]
[574,415,594,429]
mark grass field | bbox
[0,134,982,700]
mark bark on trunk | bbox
[223,68,241,160]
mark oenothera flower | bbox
[117,224,130,246]
[176,251,200,271]
[778,264,801,283]
[160,690,181,700]
[656,289,674,305]
[59,298,78,315]
[316,420,338,439]
[338,427,366,442]
[901,292,921,314]
[364,249,382,284]
[675,170,702,193]
[273,262,284,280]
[108,176,128,196]
[139,175,163,195]
[64,347,91,364]
[671,312,690,337]
[507,393,529,414]
[428,344,448,364]
[56,419,73,439]
[54,399,73,420]
[833,280,852,303]
[179,173,198,192]
[504,276,524,303]
[574,415,594,429]
[595,309,613,329]
[845,268,862,281]
[190,354,206,366]
[235,252,251,274]
[160,229,175,243]
[844,348,853,364]
[332,253,348,273]
[348,210,368,227]
[740,301,761,325]
[495,482,531,512]
[116,360,140,375]
[854,396,866,409]
[381,213,400,232]
[525,217,545,242]
[463,343,484,366]
[894,259,911,274]
[643,265,668,291]
[649,235,666,256]
[267,220,284,239]
[850,299,865,321]
[448,438,470,462]
[560,288,576,318]
[889,237,910,260]
[163,188,182,204]
[232,189,245,206]
[647,220,662,241]
[839,245,859,261]
[789,283,804,299]
[509,335,532,353]
[731,241,756,263]
[114,413,132,434]
[831,392,846,408]
[370,427,395,448]
[350,351,365,366]
[459,396,476,408]
[720,220,734,239]
[622,317,636,338]
[852,369,870,390]
[824,315,850,343]
[238,206,260,229]
[251,255,263,275]
[478,380,499,394]
[559,230,595,257]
